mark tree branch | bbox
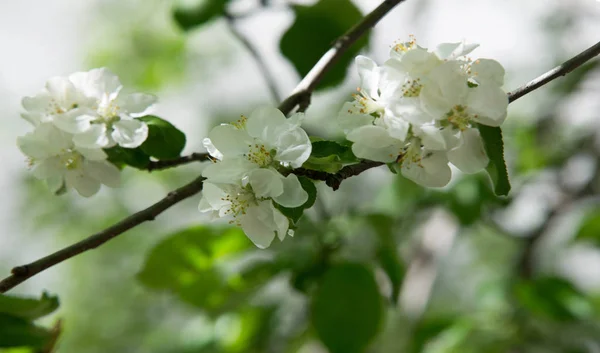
[292,160,385,190]
[146,153,210,172]
[508,40,600,103]
[0,176,206,293]
[278,0,408,115]
[225,13,282,104]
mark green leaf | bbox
[303,155,344,173]
[513,276,594,321]
[366,214,404,303]
[275,176,317,224]
[137,226,276,316]
[303,140,358,173]
[311,263,384,353]
[173,0,229,31]
[574,208,600,247]
[103,146,150,169]
[136,115,186,160]
[0,314,53,348]
[477,125,510,196]
[0,292,59,320]
[280,0,369,90]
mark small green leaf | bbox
[311,263,384,353]
[513,276,593,321]
[275,176,317,224]
[280,0,369,90]
[138,226,276,316]
[366,214,404,303]
[477,125,510,196]
[104,146,150,169]
[0,292,59,320]
[303,155,343,173]
[303,140,358,173]
[136,115,186,160]
[0,314,53,348]
[173,0,229,31]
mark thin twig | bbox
[146,153,210,172]
[225,13,282,103]
[508,40,600,103]
[292,161,385,190]
[278,0,408,115]
[0,176,205,293]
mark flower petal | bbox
[85,160,121,187]
[202,158,257,183]
[447,128,489,174]
[248,168,284,199]
[470,59,505,86]
[346,125,399,148]
[351,142,399,163]
[79,147,108,161]
[118,93,157,116]
[73,124,110,149]
[401,150,451,187]
[273,173,308,208]
[239,201,279,249]
[275,128,312,168]
[208,124,252,157]
[111,119,149,148]
[52,109,95,133]
[338,102,373,132]
[69,68,122,100]
[246,106,287,142]
[65,170,101,197]
[466,83,508,127]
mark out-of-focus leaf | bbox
[137,226,275,316]
[366,214,404,302]
[311,263,384,353]
[444,175,509,226]
[275,176,317,224]
[303,140,358,172]
[409,316,457,353]
[104,145,150,169]
[0,292,59,320]
[280,0,369,90]
[173,0,229,31]
[574,208,600,247]
[513,276,594,321]
[0,314,53,348]
[137,115,186,160]
[477,125,510,196]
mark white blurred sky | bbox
[1,0,600,294]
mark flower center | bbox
[392,35,417,54]
[445,105,473,131]
[401,78,422,97]
[59,150,83,170]
[220,187,255,224]
[232,115,248,129]
[245,142,273,167]
[353,89,384,115]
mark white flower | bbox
[203,106,311,169]
[198,181,290,249]
[17,123,120,197]
[21,68,156,149]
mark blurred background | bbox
[2,0,600,352]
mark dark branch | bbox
[292,160,385,190]
[225,13,282,104]
[146,153,210,172]
[0,176,206,293]
[508,40,600,103]
[278,0,408,115]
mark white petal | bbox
[17,134,51,159]
[70,68,122,100]
[338,102,373,132]
[65,170,101,197]
[111,119,148,148]
[396,48,441,76]
[355,55,379,98]
[46,176,64,193]
[73,124,110,149]
[351,142,399,163]
[33,158,63,179]
[414,125,447,150]
[275,128,312,168]
[273,173,308,208]
[248,168,284,199]
[118,93,157,116]
[379,114,409,141]
[272,206,290,241]
[45,76,78,107]
[466,84,508,127]
[22,93,52,114]
[346,125,399,148]
[202,137,223,160]
[208,124,252,157]
[52,109,95,133]
[471,59,504,86]
[202,158,257,183]
[401,150,451,187]
[435,41,479,60]
[198,195,214,213]
[200,182,231,212]
[79,147,108,161]
[447,128,489,174]
[84,160,121,187]
[239,201,279,249]
[246,106,287,142]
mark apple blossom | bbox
[21,68,156,149]
[17,123,120,197]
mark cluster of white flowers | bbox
[17,68,156,196]
[198,107,312,248]
[338,38,508,187]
